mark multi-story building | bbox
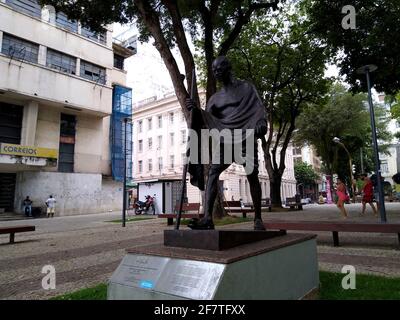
[377,94,400,186]
[292,143,323,198]
[132,92,297,213]
[292,144,322,172]
[0,0,135,215]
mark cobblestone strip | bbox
[0,260,121,299]
[318,252,400,269]
[0,234,163,272]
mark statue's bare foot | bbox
[188,218,215,230]
[254,219,266,231]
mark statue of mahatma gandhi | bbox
[185,56,267,231]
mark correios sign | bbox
[0,143,58,159]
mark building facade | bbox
[0,0,135,215]
[292,143,323,198]
[132,93,297,211]
[377,94,400,186]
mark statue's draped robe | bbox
[188,80,266,190]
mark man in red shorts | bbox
[360,174,378,217]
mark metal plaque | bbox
[110,255,170,290]
[155,259,225,300]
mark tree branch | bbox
[134,0,189,110]
[218,0,280,56]
[161,0,199,115]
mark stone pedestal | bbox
[107,233,319,300]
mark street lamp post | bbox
[122,117,132,227]
[333,137,356,203]
[356,65,387,223]
[360,148,364,173]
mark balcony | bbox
[0,54,112,116]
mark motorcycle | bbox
[134,199,147,215]
[134,195,155,215]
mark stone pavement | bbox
[0,203,399,300]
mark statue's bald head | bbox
[212,56,232,82]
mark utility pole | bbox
[356,65,387,223]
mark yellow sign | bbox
[0,143,58,159]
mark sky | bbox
[113,23,186,103]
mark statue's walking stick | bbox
[175,69,196,230]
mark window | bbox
[170,155,175,169]
[58,114,76,173]
[158,157,163,170]
[148,159,153,172]
[56,12,78,32]
[5,0,41,18]
[138,120,143,133]
[148,138,152,150]
[148,118,152,130]
[381,160,389,173]
[169,112,174,124]
[138,140,143,152]
[81,27,107,45]
[113,54,124,70]
[239,179,242,197]
[293,147,302,156]
[157,136,162,149]
[170,132,174,145]
[181,130,187,144]
[46,49,76,75]
[294,157,303,164]
[158,115,163,128]
[138,160,143,173]
[1,33,39,64]
[80,60,106,84]
[0,102,23,144]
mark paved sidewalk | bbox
[0,203,399,300]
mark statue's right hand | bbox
[185,98,196,112]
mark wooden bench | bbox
[0,225,35,244]
[261,198,272,212]
[286,197,303,210]
[224,201,254,218]
[158,203,203,226]
[264,220,400,247]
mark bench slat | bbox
[264,221,400,233]
[0,226,35,234]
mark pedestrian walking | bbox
[45,195,56,218]
[336,178,349,219]
[360,174,378,217]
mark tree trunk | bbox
[270,172,283,207]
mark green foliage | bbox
[296,83,393,181]
[50,272,400,300]
[105,217,154,223]
[307,0,400,95]
[227,4,331,115]
[319,271,400,300]
[294,161,319,186]
[51,283,107,300]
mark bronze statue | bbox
[186,56,267,231]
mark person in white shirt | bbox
[45,195,56,218]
